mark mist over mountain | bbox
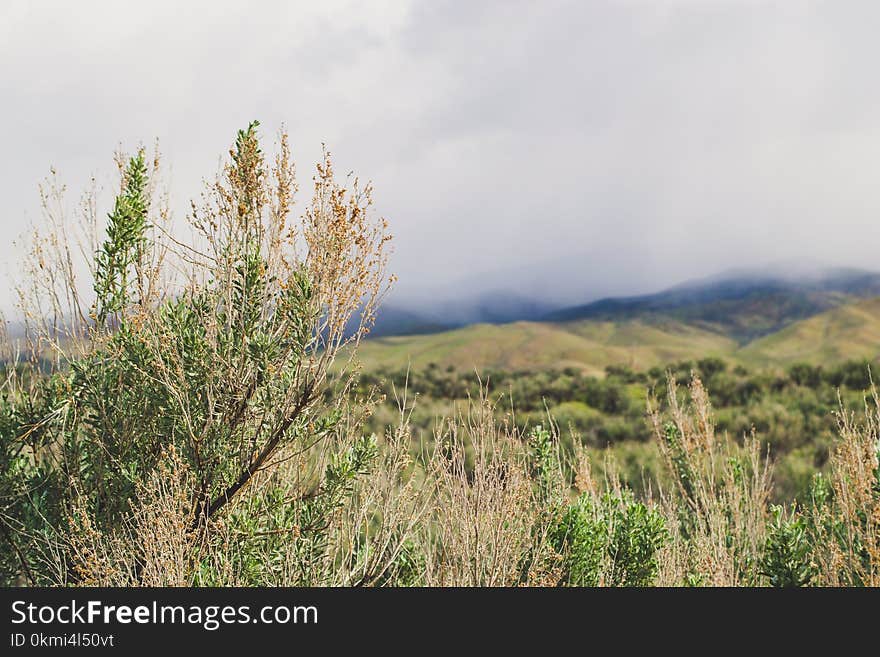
[370,290,558,337]
[373,248,668,336]
[546,266,880,342]
[370,264,880,340]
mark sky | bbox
[3,0,880,315]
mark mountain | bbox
[355,267,880,374]
[357,298,880,375]
[544,268,880,342]
[371,267,880,340]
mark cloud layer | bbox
[3,0,880,312]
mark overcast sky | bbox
[3,0,880,313]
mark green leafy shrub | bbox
[549,491,666,587]
[761,505,816,587]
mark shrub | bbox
[761,505,816,587]
[1,121,394,585]
[549,490,666,587]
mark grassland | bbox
[359,319,738,376]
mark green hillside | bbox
[739,296,880,366]
[358,296,880,374]
[357,318,738,376]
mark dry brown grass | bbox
[65,448,199,586]
[650,375,772,586]
[807,387,880,586]
[421,396,539,586]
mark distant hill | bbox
[356,318,737,376]
[544,268,880,342]
[740,297,880,366]
[356,268,880,374]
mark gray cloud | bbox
[3,0,880,314]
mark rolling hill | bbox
[357,318,738,376]
[356,268,880,374]
[739,297,880,366]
